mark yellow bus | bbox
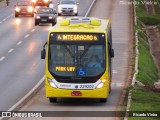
[41,17,114,103]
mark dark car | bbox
[15,1,34,17]
[31,0,50,7]
[35,7,57,26]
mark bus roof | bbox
[49,17,111,33]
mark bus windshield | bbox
[48,33,106,77]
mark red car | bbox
[31,0,50,7]
[15,1,34,17]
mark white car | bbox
[57,0,78,16]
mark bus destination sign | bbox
[56,34,98,41]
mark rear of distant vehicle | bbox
[57,0,78,16]
[35,7,57,26]
[15,1,34,17]
[32,0,50,7]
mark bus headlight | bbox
[96,83,104,89]
[48,78,57,88]
[96,79,106,89]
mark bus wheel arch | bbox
[100,98,107,103]
[49,98,57,103]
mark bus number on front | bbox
[80,85,94,89]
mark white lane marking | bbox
[17,41,23,45]
[24,34,30,38]
[111,83,124,87]
[112,70,117,74]
[0,14,12,23]
[2,19,6,22]
[31,29,35,32]
[8,48,14,53]
[6,16,10,19]
[85,0,96,17]
[0,56,5,61]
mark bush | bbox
[138,14,160,25]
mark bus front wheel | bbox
[49,98,57,103]
[100,98,107,103]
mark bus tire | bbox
[100,98,107,103]
[49,98,57,103]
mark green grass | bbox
[136,0,160,25]
[153,0,160,14]
[134,0,159,85]
[127,1,160,120]
[135,0,146,16]
[138,14,160,25]
[128,88,160,120]
[136,30,159,85]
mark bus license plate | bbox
[71,91,82,96]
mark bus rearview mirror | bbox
[41,49,46,59]
[111,49,114,58]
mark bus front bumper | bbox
[46,86,109,99]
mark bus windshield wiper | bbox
[79,45,92,59]
[62,45,75,58]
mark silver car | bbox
[57,0,79,16]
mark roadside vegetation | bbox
[136,0,160,25]
[127,0,160,120]
[136,24,159,85]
